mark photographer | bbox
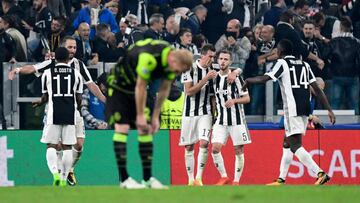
[115,14,144,48]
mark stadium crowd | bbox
[1,0,360,130]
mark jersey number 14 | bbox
[289,66,309,89]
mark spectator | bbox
[73,0,119,40]
[81,73,108,129]
[0,20,16,63]
[105,1,122,23]
[32,16,66,61]
[47,0,66,17]
[1,0,27,37]
[301,20,327,78]
[263,0,286,27]
[163,14,180,43]
[115,14,143,47]
[227,0,252,28]
[74,22,98,65]
[292,0,311,32]
[143,13,164,40]
[92,23,124,62]
[173,28,199,56]
[1,15,27,62]
[253,24,263,41]
[201,0,227,44]
[322,16,360,114]
[192,33,208,50]
[312,11,341,42]
[215,19,251,69]
[69,0,90,24]
[181,4,207,35]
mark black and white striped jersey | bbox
[212,74,248,125]
[34,58,93,84]
[181,60,213,117]
[41,63,83,125]
[265,55,316,117]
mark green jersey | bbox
[107,39,176,95]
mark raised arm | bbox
[8,65,37,80]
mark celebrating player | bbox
[39,47,83,186]
[211,50,252,185]
[243,39,336,185]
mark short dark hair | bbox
[149,13,164,26]
[96,23,110,35]
[218,49,232,60]
[312,12,325,25]
[302,19,315,27]
[294,0,309,9]
[60,35,76,46]
[277,39,293,56]
[200,44,215,55]
[340,16,352,32]
[53,16,67,27]
[0,15,17,29]
[279,10,294,23]
[178,28,192,37]
[270,0,281,5]
[55,47,69,62]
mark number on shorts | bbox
[202,129,210,138]
[242,132,247,141]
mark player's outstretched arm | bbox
[8,65,37,80]
[151,79,172,134]
[86,82,106,103]
[242,75,271,91]
[310,82,336,125]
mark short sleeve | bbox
[76,71,83,94]
[34,59,53,77]
[181,69,193,83]
[306,62,316,84]
[265,59,285,81]
[77,60,93,84]
[135,53,157,81]
[235,76,248,96]
[41,71,48,93]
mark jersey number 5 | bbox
[289,66,308,89]
[53,75,73,97]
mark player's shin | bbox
[71,146,83,172]
[195,147,208,181]
[61,148,73,182]
[138,134,153,181]
[294,147,322,175]
[234,153,244,183]
[212,152,227,178]
[279,148,293,180]
[46,147,59,174]
[113,132,129,182]
[185,149,195,184]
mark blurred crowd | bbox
[0,0,359,125]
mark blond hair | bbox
[172,49,193,70]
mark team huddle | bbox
[8,36,335,188]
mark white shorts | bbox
[41,124,77,145]
[75,111,85,138]
[179,115,212,146]
[212,124,251,146]
[284,116,308,137]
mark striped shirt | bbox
[213,74,248,125]
[41,63,83,125]
[34,58,93,84]
[181,60,213,117]
[265,55,316,117]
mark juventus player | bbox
[211,50,251,186]
[39,47,83,186]
[243,39,336,185]
[180,44,217,186]
[8,36,105,186]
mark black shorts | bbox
[105,90,154,129]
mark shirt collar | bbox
[340,32,354,37]
[284,55,296,59]
[55,63,70,67]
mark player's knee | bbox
[62,144,72,150]
[283,141,290,149]
[234,145,244,155]
[47,143,58,149]
[199,140,209,148]
[212,144,222,154]
[290,143,302,153]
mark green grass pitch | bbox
[0,186,358,203]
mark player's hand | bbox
[206,70,217,80]
[22,20,33,30]
[225,99,235,108]
[316,58,325,70]
[150,117,160,134]
[227,71,238,84]
[97,122,108,129]
[32,100,43,108]
[8,69,17,80]
[136,114,149,132]
[328,110,336,125]
[44,52,55,60]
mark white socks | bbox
[61,149,73,181]
[212,152,227,178]
[185,150,195,182]
[294,147,321,175]
[56,150,63,173]
[279,148,293,180]
[234,154,244,182]
[46,148,58,174]
[71,147,83,172]
[195,147,208,180]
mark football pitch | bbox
[0,185,358,203]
